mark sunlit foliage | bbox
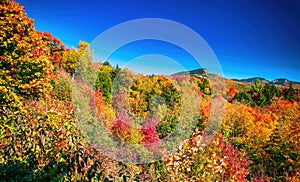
[0,0,53,119]
[1,0,300,181]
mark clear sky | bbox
[16,0,300,82]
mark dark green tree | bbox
[283,83,296,101]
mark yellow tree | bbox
[63,48,79,75]
[75,41,96,85]
[0,0,53,118]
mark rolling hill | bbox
[172,69,300,88]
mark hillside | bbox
[172,68,208,76]
[1,1,300,180]
[232,77,270,84]
[173,69,300,88]
[233,77,300,88]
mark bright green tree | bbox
[95,62,121,103]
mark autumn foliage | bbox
[0,0,53,118]
[1,0,300,181]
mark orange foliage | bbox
[0,0,53,111]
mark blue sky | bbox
[16,0,300,81]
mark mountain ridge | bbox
[172,68,208,76]
[232,77,300,86]
[172,69,300,86]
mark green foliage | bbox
[233,79,280,107]
[51,70,72,101]
[1,98,76,180]
[95,65,113,103]
[111,68,137,94]
[193,76,211,95]
[128,76,181,138]
[74,41,95,85]
[282,83,297,101]
[95,62,120,103]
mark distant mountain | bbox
[270,78,290,85]
[171,68,299,87]
[233,77,300,86]
[172,68,208,76]
[232,77,270,84]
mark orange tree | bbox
[0,1,107,180]
[0,0,53,118]
[261,100,300,181]
[221,98,300,181]
[42,32,66,69]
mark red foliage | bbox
[142,118,161,153]
[142,118,159,144]
[252,177,265,182]
[222,141,250,181]
[171,75,188,82]
[111,112,132,141]
[228,87,236,98]
[94,89,105,112]
[49,71,56,80]
[112,92,130,113]
[42,32,66,68]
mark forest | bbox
[1,0,300,181]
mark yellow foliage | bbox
[0,0,53,120]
